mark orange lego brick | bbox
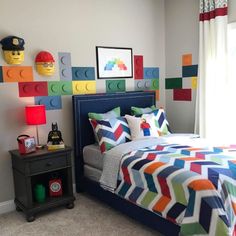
[2,66,33,82]
[182,54,192,66]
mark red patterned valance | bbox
[199,0,227,21]
[199,7,227,21]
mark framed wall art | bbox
[96,46,133,79]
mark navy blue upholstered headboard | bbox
[72,91,155,191]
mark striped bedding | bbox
[101,136,236,236]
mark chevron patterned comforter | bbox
[101,136,236,235]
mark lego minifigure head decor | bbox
[35,51,55,76]
[0,36,25,65]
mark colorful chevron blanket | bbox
[103,137,236,235]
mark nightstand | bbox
[9,146,75,222]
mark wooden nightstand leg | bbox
[16,205,22,212]
[66,202,74,209]
[26,214,35,222]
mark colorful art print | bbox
[96,46,133,79]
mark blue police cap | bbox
[0,36,25,50]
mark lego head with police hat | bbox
[0,36,25,65]
[35,51,55,76]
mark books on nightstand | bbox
[47,142,65,150]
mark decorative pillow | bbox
[88,107,120,120]
[89,117,131,153]
[88,107,121,142]
[125,114,160,140]
[131,106,171,136]
[152,109,171,136]
[131,105,156,116]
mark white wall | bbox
[165,0,199,133]
[229,0,236,23]
[0,0,165,203]
[165,0,236,133]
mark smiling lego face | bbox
[36,62,55,76]
[3,50,24,64]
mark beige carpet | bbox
[0,193,161,236]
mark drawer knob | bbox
[46,162,53,167]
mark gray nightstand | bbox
[9,146,75,222]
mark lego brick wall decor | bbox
[96,46,133,79]
[106,80,125,93]
[0,41,162,107]
[3,66,33,82]
[173,88,192,101]
[58,52,72,81]
[165,53,198,102]
[134,55,143,79]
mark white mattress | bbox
[83,144,103,170]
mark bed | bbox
[72,91,236,236]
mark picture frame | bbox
[96,46,133,79]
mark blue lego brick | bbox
[144,67,159,79]
[0,66,2,83]
[35,96,62,110]
[58,52,72,81]
[72,67,95,81]
[182,65,198,77]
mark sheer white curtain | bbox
[195,0,235,143]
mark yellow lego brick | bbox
[191,77,197,89]
[72,81,96,94]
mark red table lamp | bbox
[25,105,46,148]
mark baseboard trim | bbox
[0,200,15,215]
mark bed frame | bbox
[72,91,180,236]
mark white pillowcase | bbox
[125,114,160,140]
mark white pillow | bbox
[125,114,160,140]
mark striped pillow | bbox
[88,107,121,142]
[90,117,131,153]
[152,109,171,136]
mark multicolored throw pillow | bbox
[131,105,157,116]
[88,107,121,142]
[89,117,131,153]
[152,109,171,135]
[125,114,160,140]
[131,105,171,136]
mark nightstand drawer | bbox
[29,155,67,174]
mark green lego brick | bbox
[165,78,182,89]
[150,79,159,90]
[106,80,126,93]
[48,81,72,96]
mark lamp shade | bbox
[25,105,46,125]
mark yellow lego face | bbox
[36,62,55,76]
[3,50,24,65]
